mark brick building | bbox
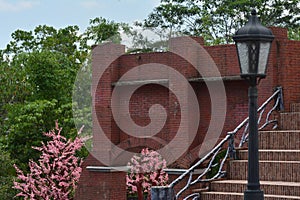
[75,27,300,200]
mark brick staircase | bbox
[200,104,300,199]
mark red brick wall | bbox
[75,155,127,200]
[275,37,300,111]
[75,27,300,199]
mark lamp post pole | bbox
[244,77,263,199]
[233,9,274,200]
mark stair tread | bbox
[239,149,300,152]
[202,191,242,195]
[202,191,300,198]
[232,160,300,163]
[213,180,300,186]
[290,111,300,113]
[260,130,300,132]
[265,194,300,199]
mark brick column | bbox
[75,43,127,200]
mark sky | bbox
[0,0,161,49]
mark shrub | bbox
[126,148,168,200]
[14,122,83,200]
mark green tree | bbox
[1,17,127,173]
[24,50,77,102]
[0,146,17,199]
[0,52,30,105]
[83,17,124,44]
[5,100,57,169]
[5,25,87,63]
[0,17,133,200]
[1,44,82,169]
[143,0,300,44]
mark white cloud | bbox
[0,0,39,12]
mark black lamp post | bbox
[233,10,274,200]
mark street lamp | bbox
[233,9,274,200]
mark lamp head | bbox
[233,10,274,79]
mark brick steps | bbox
[200,191,242,200]
[200,192,300,200]
[197,103,300,199]
[210,180,300,196]
[280,112,300,130]
[228,160,300,182]
[279,103,300,130]
[259,130,300,149]
[237,149,300,161]
[291,103,300,112]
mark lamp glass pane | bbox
[237,42,249,74]
[258,42,271,75]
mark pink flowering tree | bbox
[13,122,83,200]
[126,148,169,200]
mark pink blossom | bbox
[126,148,169,200]
[14,122,83,200]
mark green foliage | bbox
[0,16,126,199]
[5,25,87,63]
[0,52,31,106]
[5,100,57,168]
[25,50,78,102]
[143,0,300,44]
[4,100,86,170]
[0,146,18,199]
[83,17,124,44]
[206,150,227,179]
[289,27,300,40]
[72,60,92,152]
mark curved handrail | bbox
[168,87,283,200]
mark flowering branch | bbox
[14,122,83,200]
[126,148,168,200]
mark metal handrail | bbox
[168,87,283,200]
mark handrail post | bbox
[151,186,175,200]
[277,86,284,111]
[228,132,237,159]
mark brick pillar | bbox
[75,43,127,200]
[92,43,125,163]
